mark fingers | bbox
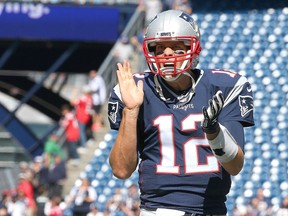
[214,90,224,108]
[202,106,209,127]
[116,61,132,83]
[206,91,224,119]
[137,80,144,92]
[201,91,224,134]
[122,60,132,75]
[207,99,214,119]
[212,91,224,114]
[117,61,131,73]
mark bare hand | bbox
[116,61,144,110]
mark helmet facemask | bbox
[143,36,201,81]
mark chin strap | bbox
[154,71,196,104]
[154,75,167,101]
[180,71,196,103]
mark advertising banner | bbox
[0,2,119,42]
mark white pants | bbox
[140,208,184,216]
[140,208,226,216]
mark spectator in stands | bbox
[16,173,37,216]
[71,85,93,150]
[172,0,193,14]
[30,156,49,199]
[44,196,63,216]
[105,184,140,216]
[19,161,29,174]
[124,184,140,216]
[0,190,12,215]
[162,0,174,11]
[59,104,80,165]
[277,196,288,216]
[9,189,28,216]
[35,184,49,216]
[246,197,262,216]
[0,204,8,216]
[118,202,135,216]
[247,188,273,215]
[233,205,247,216]
[130,26,148,73]
[88,70,106,132]
[65,177,97,216]
[113,35,134,65]
[138,0,163,26]
[47,153,67,199]
[105,187,123,214]
[87,203,102,216]
[44,134,65,164]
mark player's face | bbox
[154,41,188,69]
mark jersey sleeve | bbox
[107,84,124,130]
[220,75,254,127]
[205,69,254,127]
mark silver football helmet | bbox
[143,10,202,81]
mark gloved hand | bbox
[201,91,224,134]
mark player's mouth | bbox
[160,63,177,76]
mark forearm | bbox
[221,147,244,176]
[109,107,139,179]
[206,124,244,176]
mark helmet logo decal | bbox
[179,12,200,38]
[149,15,158,25]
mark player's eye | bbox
[155,49,185,55]
[156,50,164,55]
[174,50,185,55]
[155,45,165,55]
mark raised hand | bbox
[201,90,224,134]
[116,61,144,110]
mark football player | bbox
[108,10,254,216]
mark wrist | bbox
[123,106,140,118]
[202,121,220,134]
[208,124,238,163]
[205,126,220,140]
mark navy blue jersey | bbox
[108,69,254,214]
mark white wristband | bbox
[208,124,238,163]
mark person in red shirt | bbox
[17,173,37,216]
[59,104,80,165]
[71,85,93,149]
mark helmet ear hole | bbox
[148,44,156,53]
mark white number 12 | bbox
[153,114,219,174]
